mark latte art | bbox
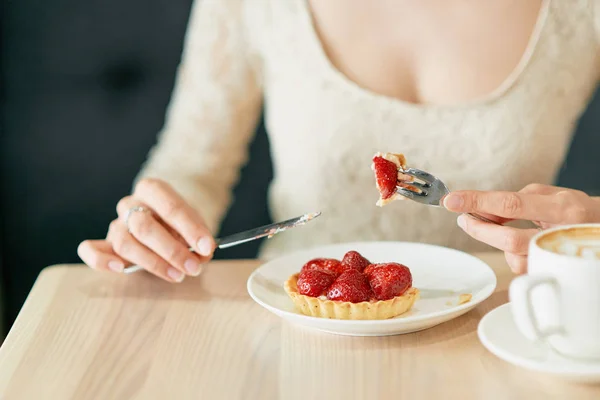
[537,227,600,259]
[555,241,600,259]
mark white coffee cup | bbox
[509,223,600,360]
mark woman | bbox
[78,0,600,281]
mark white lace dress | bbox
[137,0,600,259]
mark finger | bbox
[443,184,566,224]
[116,196,189,245]
[515,185,550,226]
[129,180,216,257]
[119,202,205,276]
[519,183,565,195]
[445,190,565,222]
[439,192,512,224]
[505,252,528,275]
[441,194,512,225]
[77,240,128,272]
[521,185,598,224]
[107,219,186,283]
[457,214,538,255]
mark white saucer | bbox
[478,303,600,383]
[247,241,496,336]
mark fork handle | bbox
[466,213,502,225]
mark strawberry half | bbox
[297,269,336,297]
[365,262,412,300]
[372,156,398,200]
[301,258,343,277]
[326,269,373,303]
[340,251,371,272]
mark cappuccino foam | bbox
[537,227,600,260]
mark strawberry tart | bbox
[371,152,421,206]
[284,250,419,320]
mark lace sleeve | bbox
[136,0,263,233]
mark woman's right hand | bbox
[77,178,216,282]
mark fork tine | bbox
[396,187,427,199]
[397,182,427,195]
[401,179,430,188]
[402,168,436,184]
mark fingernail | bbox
[197,237,214,256]
[457,214,467,230]
[444,194,464,210]
[108,260,124,272]
[167,268,185,282]
[184,259,202,276]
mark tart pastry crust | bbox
[372,152,414,207]
[284,273,419,320]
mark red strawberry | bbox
[365,262,412,300]
[340,251,371,272]
[363,264,377,275]
[326,269,373,303]
[297,269,336,297]
[301,258,343,277]
[372,156,398,200]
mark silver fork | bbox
[396,167,500,225]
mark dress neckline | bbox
[298,0,552,111]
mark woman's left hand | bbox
[443,184,600,274]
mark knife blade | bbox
[123,211,321,274]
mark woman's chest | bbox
[305,0,544,105]
[260,0,597,132]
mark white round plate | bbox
[247,241,496,336]
[478,303,600,383]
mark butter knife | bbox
[122,211,321,274]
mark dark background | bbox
[1,0,599,333]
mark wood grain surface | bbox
[0,253,598,399]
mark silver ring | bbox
[124,206,150,231]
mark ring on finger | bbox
[125,206,151,232]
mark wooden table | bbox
[0,253,598,399]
